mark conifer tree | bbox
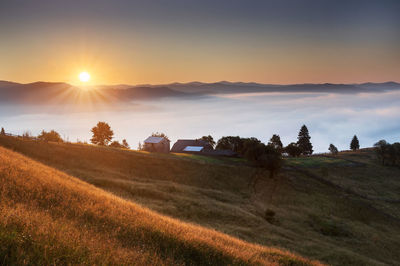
[350,135,360,151]
[297,125,313,155]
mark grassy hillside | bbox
[1,135,400,265]
[0,145,317,265]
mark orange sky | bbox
[1,1,399,85]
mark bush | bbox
[264,209,276,224]
[38,130,63,142]
[285,143,302,157]
[22,131,33,139]
[109,141,124,148]
[308,214,351,237]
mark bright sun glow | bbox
[79,71,91,82]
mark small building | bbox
[171,139,213,153]
[143,136,170,153]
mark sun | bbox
[79,71,91,82]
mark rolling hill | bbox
[0,141,317,265]
[0,135,400,265]
[1,80,400,104]
[0,81,191,104]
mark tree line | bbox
[374,140,400,166]
[0,123,130,149]
[3,123,396,171]
[213,125,315,157]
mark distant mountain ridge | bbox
[1,80,399,104]
[0,81,192,104]
[100,80,400,94]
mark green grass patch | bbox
[285,156,348,168]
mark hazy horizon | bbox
[3,79,400,87]
[1,81,399,153]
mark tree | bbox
[328,144,338,155]
[285,142,302,157]
[216,136,243,153]
[391,143,400,166]
[151,132,170,141]
[22,131,32,139]
[109,140,123,148]
[268,134,283,152]
[90,122,114,146]
[350,135,360,151]
[259,145,283,179]
[138,142,143,150]
[0,127,5,135]
[374,140,389,165]
[122,139,130,149]
[241,138,262,155]
[244,142,282,179]
[199,135,216,148]
[38,130,63,142]
[373,140,400,166]
[297,125,313,155]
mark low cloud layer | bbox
[1,89,399,153]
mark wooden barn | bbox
[143,136,170,153]
[171,139,213,153]
[171,139,237,157]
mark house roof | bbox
[183,146,204,152]
[171,139,212,152]
[144,136,169,144]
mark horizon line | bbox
[1,79,400,88]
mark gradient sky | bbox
[1,0,399,85]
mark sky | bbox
[1,0,399,85]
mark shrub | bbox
[285,143,302,157]
[308,215,351,237]
[22,131,32,139]
[109,141,124,148]
[264,209,276,224]
[38,130,63,142]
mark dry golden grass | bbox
[0,146,319,265]
[1,135,400,265]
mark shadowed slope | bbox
[0,146,317,265]
[1,135,400,265]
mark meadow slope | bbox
[0,145,317,265]
[1,135,400,265]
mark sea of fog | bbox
[1,90,399,153]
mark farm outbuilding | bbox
[143,136,170,153]
[171,139,213,153]
[171,139,237,157]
